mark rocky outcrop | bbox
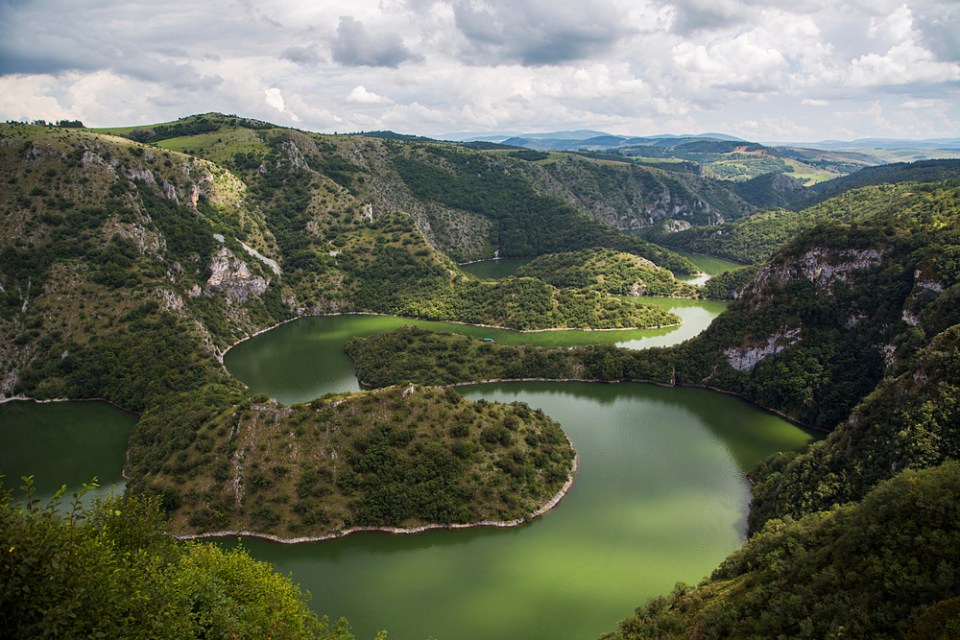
[747,246,886,298]
[724,327,801,372]
[205,246,269,303]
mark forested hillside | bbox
[4,114,960,637]
[345,181,960,637]
[1,119,598,538]
[644,168,960,264]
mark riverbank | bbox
[176,452,579,545]
[219,310,685,363]
[0,394,142,417]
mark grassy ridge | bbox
[648,178,960,265]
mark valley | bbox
[2,115,959,639]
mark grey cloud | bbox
[281,45,323,65]
[331,16,421,67]
[913,2,960,61]
[660,0,750,35]
[452,0,632,66]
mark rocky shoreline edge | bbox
[176,452,578,545]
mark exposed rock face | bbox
[747,246,886,297]
[524,156,752,231]
[240,242,281,276]
[724,327,801,372]
[796,248,884,290]
[206,247,269,303]
[659,219,693,233]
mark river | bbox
[1,293,813,640]
[220,306,811,640]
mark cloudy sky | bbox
[1,0,958,141]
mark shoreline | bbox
[0,394,142,417]
[218,310,684,363]
[176,451,579,545]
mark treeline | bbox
[346,326,676,388]
[123,113,274,143]
[515,248,701,298]
[0,483,367,640]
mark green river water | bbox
[1,289,813,640]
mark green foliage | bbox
[701,264,759,299]
[391,145,698,273]
[344,226,681,330]
[794,159,960,210]
[648,180,960,265]
[153,386,576,536]
[516,248,700,297]
[346,326,676,388]
[507,149,550,161]
[748,323,960,533]
[603,462,960,640]
[0,481,363,640]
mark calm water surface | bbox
[239,382,811,640]
[5,300,813,640]
[0,400,137,504]
[675,251,744,286]
[224,301,727,406]
[459,257,534,279]
[223,310,813,640]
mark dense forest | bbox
[2,114,960,638]
[0,482,372,640]
[515,248,700,298]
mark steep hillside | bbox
[0,121,588,537]
[673,189,959,431]
[523,153,754,229]
[1,121,690,402]
[381,142,703,271]
[100,114,708,272]
[647,177,960,264]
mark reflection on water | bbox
[0,400,137,506]
[232,381,811,640]
[225,302,726,407]
[5,300,814,640]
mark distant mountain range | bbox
[454,130,959,153]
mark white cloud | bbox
[347,85,390,104]
[848,41,960,87]
[264,87,300,121]
[0,0,957,140]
